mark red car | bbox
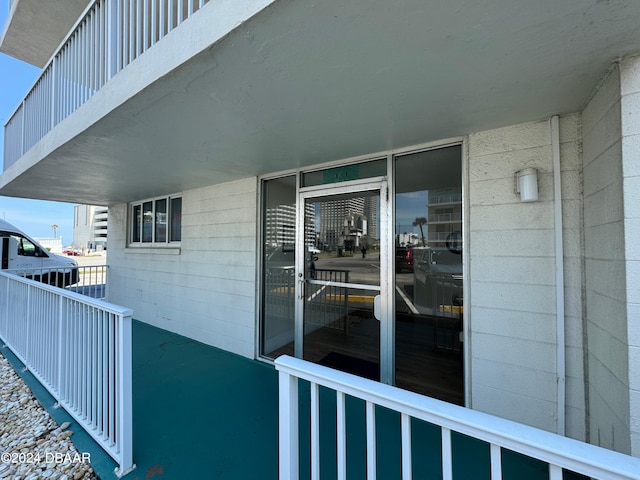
[395,246,414,273]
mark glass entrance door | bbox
[297,182,390,383]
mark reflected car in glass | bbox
[412,247,463,316]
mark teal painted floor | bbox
[5,321,584,479]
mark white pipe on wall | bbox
[551,115,566,436]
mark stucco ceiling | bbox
[2,0,640,205]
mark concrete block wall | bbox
[620,54,640,456]
[467,115,585,438]
[108,178,259,358]
[582,63,630,454]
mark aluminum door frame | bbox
[295,177,394,385]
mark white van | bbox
[0,219,79,287]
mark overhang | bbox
[2,0,640,205]
[0,0,92,67]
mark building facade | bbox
[73,205,108,252]
[1,0,639,458]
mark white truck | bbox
[0,219,79,287]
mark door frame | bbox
[295,176,395,385]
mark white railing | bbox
[0,271,134,477]
[276,355,640,480]
[4,0,211,170]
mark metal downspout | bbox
[551,115,566,436]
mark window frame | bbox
[128,194,182,246]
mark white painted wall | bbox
[108,178,258,358]
[620,54,640,456]
[582,63,631,454]
[467,116,585,438]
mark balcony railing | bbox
[0,271,134,476]
[427,193,462,205]
[427,212,462,224]
[276,355,640,480]
[4,0,211,170]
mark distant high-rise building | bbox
[73,205,108,251]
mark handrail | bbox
[0,271,134,476]
[275,355,640,480]
[4,0,211,170]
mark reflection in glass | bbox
[155,199,167,243]
[394,146,464,404]
[261,176,297,358]
[142,201,153,242]
[132,204,141,242]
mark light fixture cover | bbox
[516,167,538,202]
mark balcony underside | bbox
[3,0,640,205]
[0,0,92,67]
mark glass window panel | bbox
[261,176,296,359]
[394,145,464,404]
[155,199,167,243]
[142,201,153,242]
[170,197,182,242]
[132,204,141,242]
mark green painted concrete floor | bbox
[5,320,583,479]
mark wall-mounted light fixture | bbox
[515,167,539,202]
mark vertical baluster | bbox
[96,312,106,438]
[549,464,563,480]
[143,0,149,51]
[129,0,134,65]
[151,0,157,45]
[158,0,162,41]
[367,401,377,480]
[108,312,115,445]
[400,413,411,480]
[311,382,320,480]
[57,296,65,399]
[441,427,453,480]
[91,307,97,426]
[178,0,184,24]
[337,391,346,480]
[490,444,502,480]
[137,0,142,57]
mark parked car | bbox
[62,248,81,256]
[395,246,415,273]
[413,247,462,316]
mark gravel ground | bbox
[0,351,97,480]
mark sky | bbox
[0,0,76,245]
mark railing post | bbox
[115,311,134,477]
[279,370,299,480]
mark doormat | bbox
[319,352,380,381]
